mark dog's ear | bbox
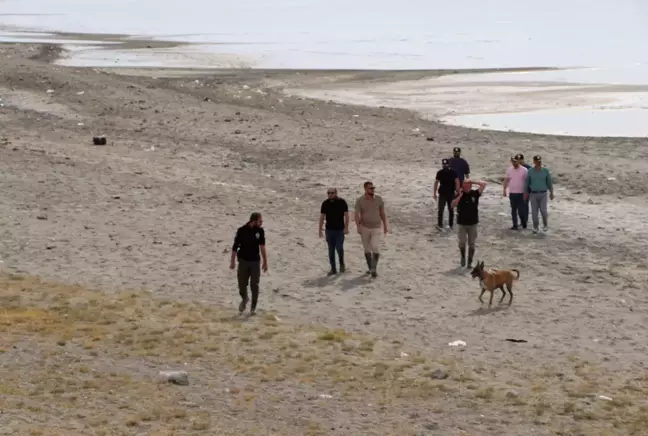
[479,261,485,268]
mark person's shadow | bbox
[467,305,509,316]
[339,274,369,291]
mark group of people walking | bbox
[229,147,554,315]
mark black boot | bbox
[371,253,380,278]
[467,247,475,268]
[364,253,372,275]
[460,247,466,267]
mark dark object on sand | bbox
[93,136,107,146]
[505,338,528,343]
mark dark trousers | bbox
[325,229,345,271]
[437,193,454,227]
[237,259,260,310]
[509,193,528,228]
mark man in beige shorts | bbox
[354,181,388,278]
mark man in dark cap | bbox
[515,153,531,170]
[449,147,470,186]
[433,158,460,230]
[230,212,268,315]
[524,155,554,233]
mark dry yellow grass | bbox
[1,274,647,435]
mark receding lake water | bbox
[1,0,647,136]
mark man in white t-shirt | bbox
[503,155,529,230]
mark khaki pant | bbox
[457,224,477,249]
[360,226,382,253]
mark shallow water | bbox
[1,0,647,136]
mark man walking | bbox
[449,147,470,185]
[503,156,529,230]
[452,179,486,268]
[319,187,349,275]
[230,212,268,315]
[524,155,554,233]
[434,158,460,230]
[354,181,388,278]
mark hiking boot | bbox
[238,298,248,313]
[340,264,346,273]
[467,248,475,268]
[327,269,337,276]
[364,253,372,275]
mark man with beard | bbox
[230,212,268,315]
[354,181,388,278]
[318,187,349,275]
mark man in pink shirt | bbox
[503,155,529,230]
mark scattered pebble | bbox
[159,370,189,386]
[448,340,466,347]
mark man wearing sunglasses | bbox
[354,181,388,278]
[319,188,349,275]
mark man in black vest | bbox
[230,212,268,315]
[434,158,460,230]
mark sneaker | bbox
[435,225,443,231]
[542,226,548,232]
[249,310,257,316]
[327,270,337,276]
[371,271,378,278]
[238,299,248,313]
[510,226,519,231]
[340,264,346,273]
[532,228,538,234]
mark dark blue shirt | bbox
[449,157,470,183]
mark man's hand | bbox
[502,190,507,197]
[344,227,349,235]
[550,193,555,200]
[318,229,323,238]
[524,193,529,201]
[230,259,236,270]
[357,226,362,234]
[433,193,437,201]
[262,261,268,273]
[383,225,389,235]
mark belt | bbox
[530,190,546,194]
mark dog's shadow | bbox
[468,304,510,316]
[441,267,469,277]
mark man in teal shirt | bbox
[524,155,554,233]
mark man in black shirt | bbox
[433,158,460,230]
[452,179,487,268]
[230,212,268,315]
[318,187,349,275]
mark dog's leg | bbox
[507,284,514,306]
[478,287,485,304]
[498,285,506,304]
[488,289,494,307]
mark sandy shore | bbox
[2,43,648,435]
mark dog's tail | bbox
[511,269,520,280]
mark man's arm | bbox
[525,172,532,198]
[259,230,268,272]
[344,212,350,232]
[465,160,470,177]
[230,229,240,267]
[433,179,439,199]
[379,204,388,233]
[547,169,554,199]
[454,176,460,194]
[475,180,487,194]
[318,213,325,237]
[502,172,509,196]
[354,199,362,231]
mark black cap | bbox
[533,155,542,161]
[453,147,461,153]
[442,158,449,165]
[514,153,524,160]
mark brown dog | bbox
[470,261,520,307]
